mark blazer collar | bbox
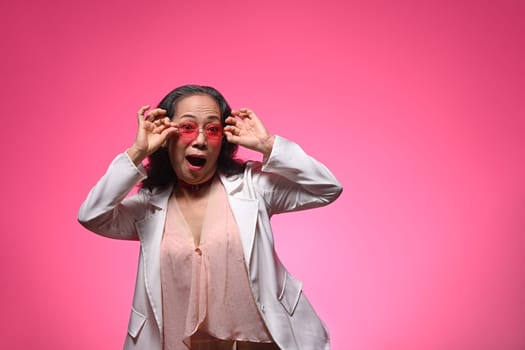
[219,172,244,195]
[148,185,173,209]
[146,171,244,209]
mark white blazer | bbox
[78,136,342,350]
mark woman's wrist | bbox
[126,146,147,166]
[261,135,275,163]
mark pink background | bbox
[2,0,524,349]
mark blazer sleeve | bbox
[77,152,151,240]
[253,135,343,215]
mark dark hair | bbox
[141,85,245,191]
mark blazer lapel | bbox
[220,174,259,267]
[135,186,172,333]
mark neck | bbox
[177,176,214,194]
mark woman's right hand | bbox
[127,105,178,165]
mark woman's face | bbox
[168,94,223,185]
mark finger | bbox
[238,108,253,114]
[137,105,151,123]
[236,108,254,119]
[151,124,165,134]
[150,108,167,115]
[153,117,171,127]
[145,109,164,122]
[224,125,240,135]
[145,108,167,122]
[160,126,178,139]
[223,131,240,145]
[154,118,176,131]
[225,116,238,125]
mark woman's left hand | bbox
[224,108,275,159]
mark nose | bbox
[192,128,207,148]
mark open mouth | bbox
[186,155,207,167]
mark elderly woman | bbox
[78,85,342,350]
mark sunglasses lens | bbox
[205,124,223,139]
[178,122,223,140]
[179,122,198,139]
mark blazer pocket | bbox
[278,272,303,316]
[127,307,147,339]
